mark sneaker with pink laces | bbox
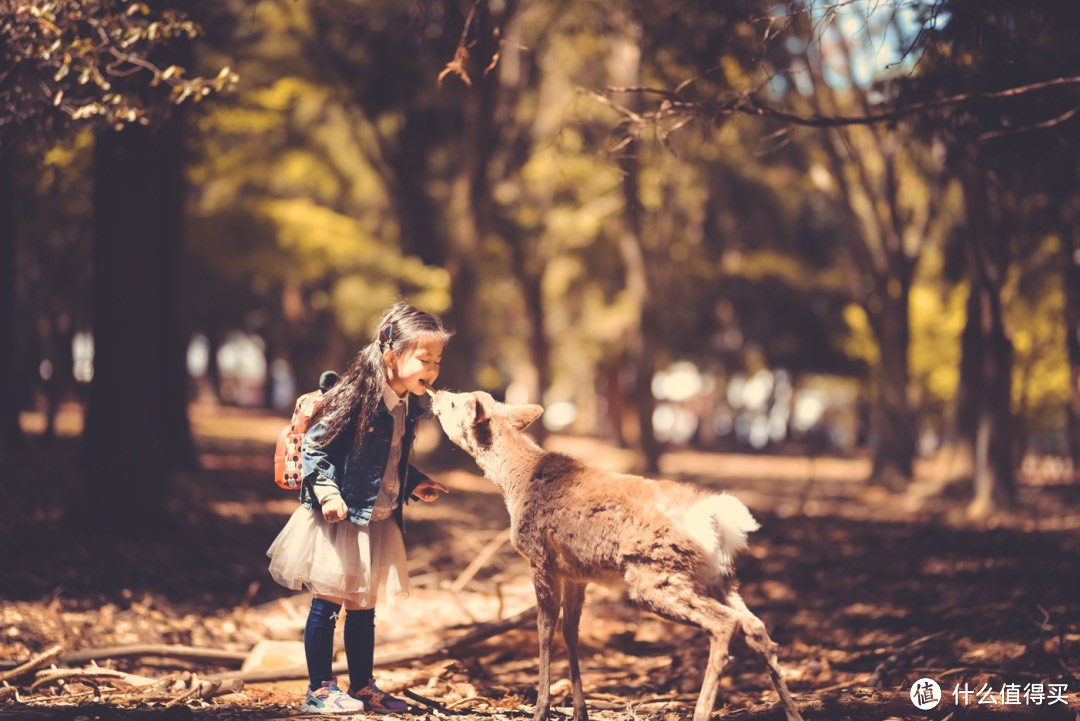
[301,679,366,714]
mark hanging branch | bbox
[436,0,513,90]
[0,0,237,140]
[599,74,1080,133]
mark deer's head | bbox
[430,390,543,459]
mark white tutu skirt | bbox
[267,506,411,609]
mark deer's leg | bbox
[726,591,804,721]
[625,568,740,721]
[532,568,562,721]
[561,580,588,721]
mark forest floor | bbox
[1,402,1078,721]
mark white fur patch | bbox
[681,493,760,572]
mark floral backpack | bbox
[273,371,338,490]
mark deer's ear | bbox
[507,404,543,431]
[472,394,488,422]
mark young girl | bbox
[267,301,451,714]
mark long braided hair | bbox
[311,301,452,448]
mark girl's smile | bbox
[385,339,444,397]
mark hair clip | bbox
[380,323,394,346]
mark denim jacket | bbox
[300,393,431,528]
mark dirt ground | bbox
[1,403,1078,720]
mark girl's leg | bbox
[343,602,407,712]
[305,595,343,690]
[343,602,376,691]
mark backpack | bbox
[273,371,339,490]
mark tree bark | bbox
[962,162,1016,518]
[83,113,195,531]
[42,310,75,442]
[609,14,660,474]
[1064,219,1080,481]
[800,33,928,490]
[160,109,198,471]
[510,239,550,445]
[442,18,506,394]
[868,290,917,489]
[948,282,982,482]
[0,152,23,455]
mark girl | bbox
[267,301,451,714]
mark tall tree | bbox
[1,0,231,522]
[756,9,948,488]
[296,0,519,393]
[609,13,661,472]
[1066,221,1080,477]
[0,152,18,454]
[83,112,195,528]
[909,0,1079,513]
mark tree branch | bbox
[604,74,1080,129]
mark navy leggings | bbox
[304,598,375,691]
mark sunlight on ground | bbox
[20,401,1080,535]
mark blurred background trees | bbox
[3,0,1077,529]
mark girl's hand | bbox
[322,496,348,523]
[414,479,449,502]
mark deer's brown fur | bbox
[430,389,803,721]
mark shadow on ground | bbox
[1,404,1077,720]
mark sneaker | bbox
[349,678,408,714]
[301,679,366,714]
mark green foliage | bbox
[1008,237,1070,434]
[1,0,235,143]
[186,12,452,367]
[13,0,1062,452]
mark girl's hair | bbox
[311,301,452,447]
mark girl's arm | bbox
[404,464,429,500]
[406,465,449,502]
[302,420,343,505]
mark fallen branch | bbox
[0,645,63,683]
[0,644,249,672]
[444,694,480,710]
[449,528,512,593]
[206,605,539,684]
[30,668,161,692]
[403,688,459,715]
[867,630,950,687]
[58,643,249,667]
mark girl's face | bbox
[385,339,444,397]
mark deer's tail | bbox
[681,493,760,573]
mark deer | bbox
[428,389,804,721]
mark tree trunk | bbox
[160,110,198,471]
[510,240,550,445]
[1064,221,1080,481]
[609,13,660,474]
[442,39,502,394]
[205,327,223,402]
[969,279,1016,516]
[83,114,194,532]
[282,282,320,408]
[444,169,483,392]
[948,283,982,483]
[263,335,278,409]
[0,152,22,455]
[616,139,661,474]
[868,288,916,489]
[602,357,629,447]
[962,163,1016,518]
